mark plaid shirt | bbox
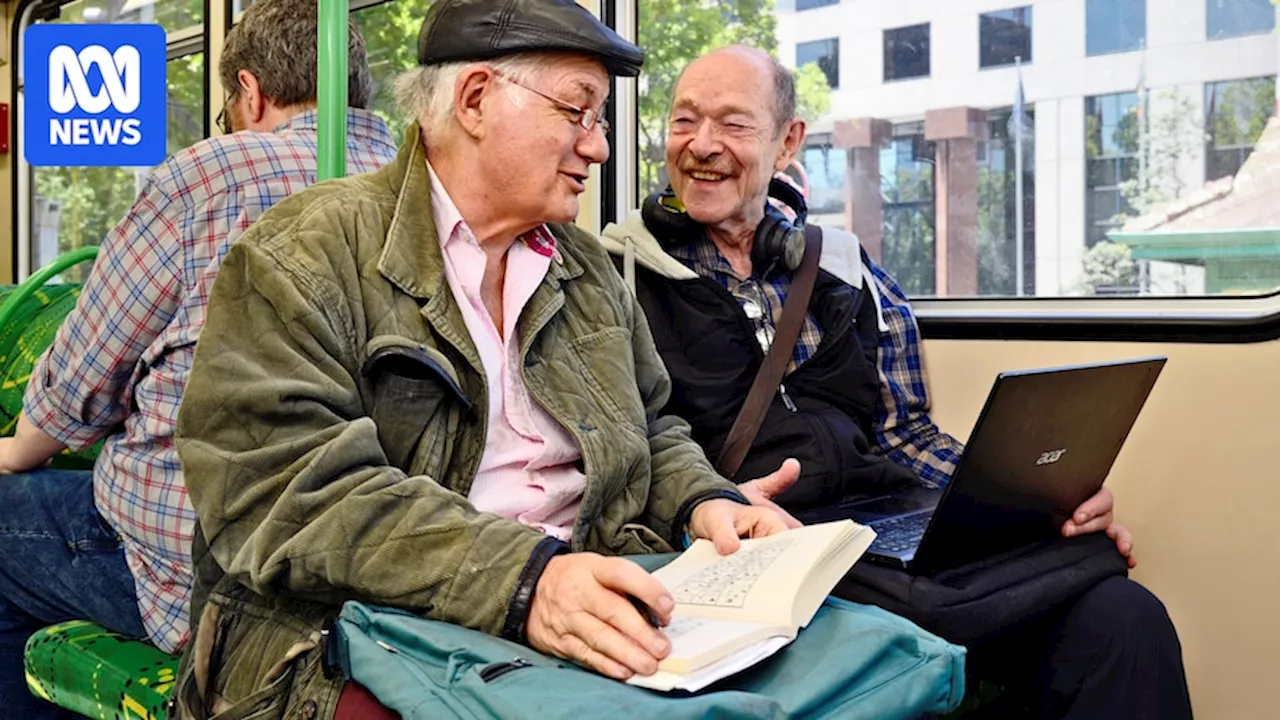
[24,109,397,653]
[669,236,964,489]
[866,257,965,489]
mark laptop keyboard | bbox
[868,513,931,554]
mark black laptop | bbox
[792,356,1166,573]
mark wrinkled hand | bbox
[1062,486,1136,568]
[737,458,803,529]
[526,553,673,680]
[689,496,794,555]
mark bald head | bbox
[677,45,797,135]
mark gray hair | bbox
[767,55,797,134]
[220,0,373,109]
[394,53,554,143]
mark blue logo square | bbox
[24,24,168,167]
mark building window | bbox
[884,23,930,82]
[879,124,936,295]
[1205,77,1277,181]
[1086,0,1146,56]
[796,0,839,11]
[1207,0,1276,40]
[795,135,846,216]
[797,38,840,90]
[1085,92,1141,248]
[980,6,1032,69]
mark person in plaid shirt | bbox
[600,44,1191,720]
[0,1,396,715]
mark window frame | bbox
[613,0,1280,337]
[1205,0,1277,42]
[11,0,214,283]
[14,0,1280,338]
[882,22,931,83]
[796,37,839,90]
[978,5,1032,71]
[1084,0,1147,57]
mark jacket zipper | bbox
[478,657,533,682]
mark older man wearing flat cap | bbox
[170,0,800,716]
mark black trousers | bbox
[966,576,1193,720]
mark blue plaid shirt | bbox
[669,237,964,489]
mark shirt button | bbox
[301,699,318,718]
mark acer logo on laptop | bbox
[24,24,167,167]
[1036,449,1067,466]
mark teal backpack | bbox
[325,557,967,720]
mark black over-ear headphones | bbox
[640,176,809,276]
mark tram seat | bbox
[0,248,180,718]
[24,620,180,719]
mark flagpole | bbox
[1014,56,1024,297]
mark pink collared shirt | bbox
[429,162,585,542]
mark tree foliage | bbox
[636,0,831,197]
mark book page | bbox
[655,615,788,674]
[627,635,793,693]
[651,521,855,627]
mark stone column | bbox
[925,107,987,297]
[832,117,891,263]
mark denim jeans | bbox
[0,469,145,719]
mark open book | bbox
[627,519,876,692]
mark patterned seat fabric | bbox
[24,620,179,719]
[0,283,101,466]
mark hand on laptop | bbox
[737,458,803,530]
[1062,487,1136,568]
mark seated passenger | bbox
[599,45,1193,720]
[0,1,396,715]
[170,2,796,716]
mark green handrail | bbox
[0,245,99,333]
[318,0,350,181]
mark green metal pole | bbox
[318,0,349,181]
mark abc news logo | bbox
[48,45,143,146]
[24,24,166,167]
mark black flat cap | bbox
[417,0,644,77]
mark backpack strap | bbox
[716,224,823,479]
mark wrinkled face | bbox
[482,56,611,226]
[666,51,795,231]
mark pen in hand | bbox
[627,594,664,628]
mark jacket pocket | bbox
[617,522,675,555]
[568,326,647,432]
[361,338,470,471]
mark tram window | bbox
[351,0,436,142]
[23,0,207,284]
[635,0,1279,301]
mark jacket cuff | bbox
[501,535,571,644]
[672,488,750,549]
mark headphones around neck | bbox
[641,176,809,277]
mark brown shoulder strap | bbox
[716,224,823,479]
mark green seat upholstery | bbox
[24,620,179,720]
[0,246,102,467]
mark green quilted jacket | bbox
[172,123,745,718]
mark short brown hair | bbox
[220,0,373,109]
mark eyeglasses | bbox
[494,71,610,135]
[733,280,776,355]
[216,99,233,135]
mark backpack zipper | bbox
[478,657,533,683]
